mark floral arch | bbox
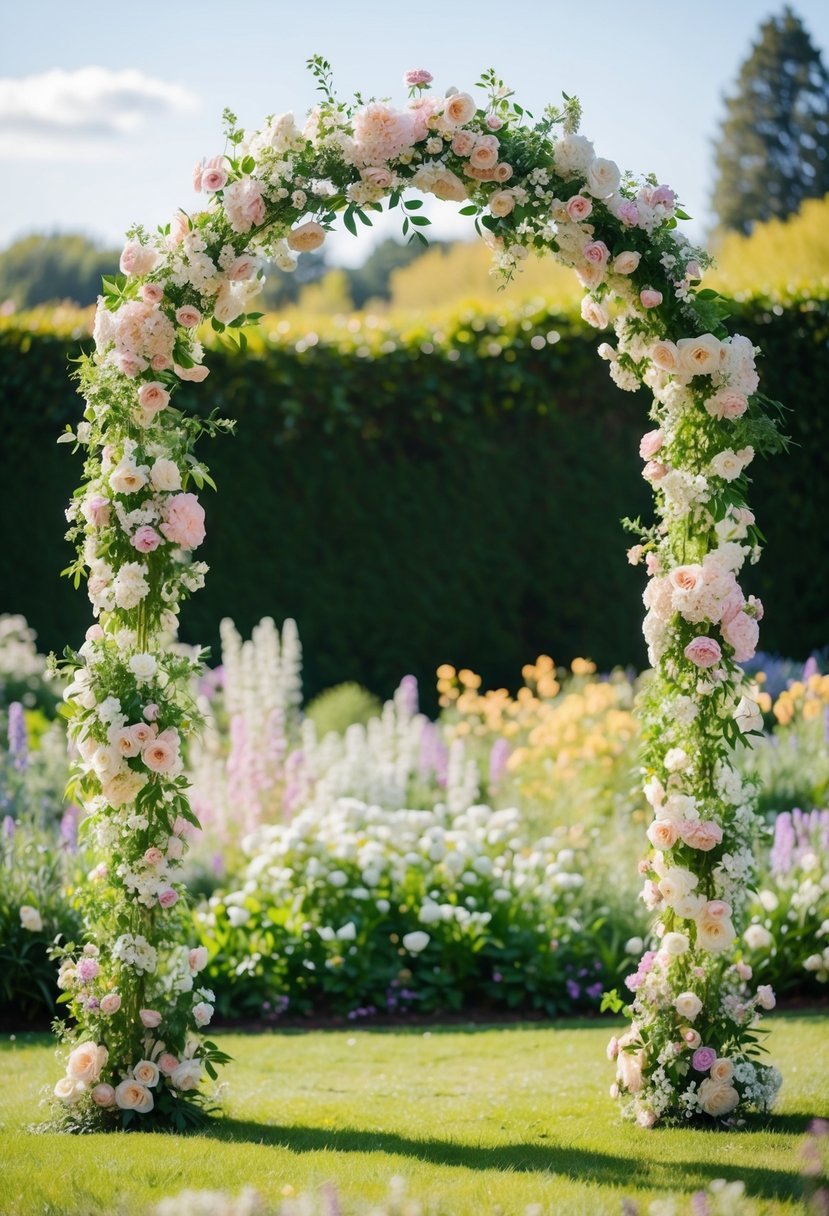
[52,60,784,1131]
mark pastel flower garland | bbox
[52,60,784,1130]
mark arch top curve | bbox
[53,58,787,1134]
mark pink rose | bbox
[131,526,162,554]
[485,113,503,131]
[704,900,731,920]
[100,993,121,1015]
[142,701,159,721]
[640,289,663,309]
[451,130,476,157]
[192,160,204,193]
[226,255,258,282]
[566,195,593,222]
[166,836,184,861]
[684,636,722,668]
[188,947,209,974]
[85,624,104,642]
[168,211,190,248]
[705,388,748,420]
[692,1047,717,1072]
[140,1008,163,1028]
[176,306,201,328]
[174,362,210,382]
[115,353,147,379]
[151,353,171,371]
[201,155,228,194]
[647,820,678,850]
[361,166,394,189]
[141,283,164,305]
[143,847,164,866]
[130,722,156,748]
[77,957,100,983]
[160,492,206,550]
[469,136,499,171]
[679,820,723,851]
[670,564,704,594]
[404,68,433,86]
[158,888,179,909]
[443,91,477,127]
[682,1028,702,1049]
[91,1083,116,1107]
[158,1052,179,1076]
[583,240,610,267]
[642,461,668,482]
[137,381,170,413]
[120,241,159,277]
[721,611,759,662]
[639,429,664,460]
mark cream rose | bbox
[443,92,477,127]
[150,458,182,492]
[586,157,621,197]
[91,1082,117,1107]
[696,914,736,953]
[674,991,703,1021]
[170,1060,202,1091]
[19,905,43,932]
[287,221,326,253]
[67,1041,108,1085]
[650,339,680,373]
[676,334,722,378]
[489,190,515,217]
[647,819,678,851]
[133,1060,160,1087]
[661,931,689,956]
[54,1076,84,1103]
[115,1079,154,1113]
[613,250,641,275]
[710,1058,734,1083]
[698,1078,740,1117]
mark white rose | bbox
[662,931,689,956]
[192,1001,214,1027]
[710,450,745,482]
[109,459,148,496]
[19,905,43,932]
[698,1078,739,1117]
[170,1060,202,1091]
[586,157,621,197]
[133,1059,160,1087]
[150,459,182,492]
[54,1076,85,1104]
[402,931,430,954]
[674,991,703,1020]
[743,923,773,951]
[697,915,737,953]
[129,653,157,684]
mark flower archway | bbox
[53,59,784,1130]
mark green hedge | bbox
[1,294,826,703]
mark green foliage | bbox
[712,7,829,234]
[305,682,382,736]
[0,290,827,704]
[0,233,119,309]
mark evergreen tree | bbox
[712,7,829,234]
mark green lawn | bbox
[0,1015,827,1215]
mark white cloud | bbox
[0,66,199,158]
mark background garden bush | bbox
[1,289,827,703]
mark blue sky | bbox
[2,0,828,264]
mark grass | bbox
[0,1015,826,1215]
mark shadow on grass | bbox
[201,1119,805,1202]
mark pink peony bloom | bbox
[684,636,722,668]
[140,1008,162,1028]
[404,69,433,87]
[651,185,677,209]
[639,429,664,460]
[223,178,266,233]
[692,1047,717,1072]
[679,820,723,851]
[142,703,159,721]
[640,289,663,309]
[721,611,759,662]
[160,492,206,550]
[617,199,640,226]
[131,526,162,554]
[77,957,100,983]
[352,102,416,166]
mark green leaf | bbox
[343,207,357,237]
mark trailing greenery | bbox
[0,289,827,703]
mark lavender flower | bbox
[7,702,27,771]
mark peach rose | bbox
[647,819,678,850]
[130,722,157,749]
[115,1079,154,1113]
[613,251,641,275]
[650,339,680,372]
[696,914,736,953]
[430,170,468,202]
[489,190,515,217]
[137,381,170,413]
[361,166,394,189]
[114,727,140,758]
[698,1078,739,1117]
[469,136,499,170]
[443,92,477,127]
[287,221,326,253]
[170,1060,202,1091]
[710,1058,734,1083]
[142,728,181,775]
[679,820,724,851]
[160,493,206,550]
[451,130,476,157]
[67,1041,108,1085]
[150,457,182,492]
[54,1076,84,1103]
[133,1060,160,1088]
[91,1083,116,1107]
[493,162,513,182]
[226,255,258,282]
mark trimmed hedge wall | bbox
[1,294,826,703]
